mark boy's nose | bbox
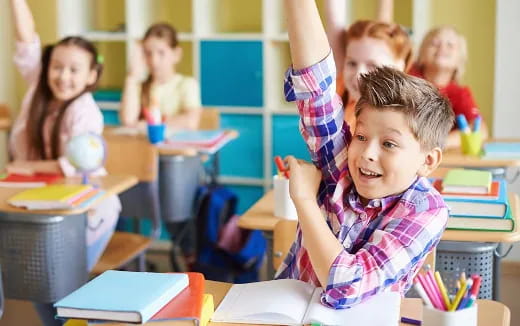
[361,142,377,162]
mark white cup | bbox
[422,304,477,326]
[273,175,298,220]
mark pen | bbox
[473,115,481,133]
[274,156,289,178]
[434,271,451,310]
[450,278,472,311]
[401,316,421,325]
[417,274,442,310]
[456,278,473,310]
[456,114,470,134]
[426,270,446,310]
[465,275,482,309]
[413,279,433,308]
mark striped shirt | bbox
[275,51,449,309]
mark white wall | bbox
[493,0,520,261]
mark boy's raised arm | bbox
[284,0,330,70]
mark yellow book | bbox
[8,184,93,210]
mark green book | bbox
[442,169,492,194]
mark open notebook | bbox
[211,279,401,326]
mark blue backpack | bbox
[193,186,266,283]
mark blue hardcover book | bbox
[168,129,225,144]
[54,271,189,323]
[443,179,509,218]
[483,142,520,158]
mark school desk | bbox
[238,190,520,290]
[0,175,138,303]
[63,279,511,326]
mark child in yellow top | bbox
[120,23,201,130]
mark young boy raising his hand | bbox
[276,0,454,309]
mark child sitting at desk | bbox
[120,23,202,130]
[275,0,454,309]
[8,0,121,325]
[409,25,488,149]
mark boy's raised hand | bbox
[285,156,322,204]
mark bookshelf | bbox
[56,0,415,214]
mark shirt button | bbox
[373,200,381,207]
[361,212,367,219]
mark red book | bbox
[432,179,500,200]
[149,272,205,323]
[0,173,61,188]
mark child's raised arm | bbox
[120,43,146,127]
[324,0,347,72]
[10,0,37,43]
[285,0,330,70]
[377,0,394,23]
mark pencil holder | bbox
[147,123,166,144]
[460,132,482,156]
[273,175,297,220]
[422,304,477,326]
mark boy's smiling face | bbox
[348,105,439,204]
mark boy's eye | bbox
[346,61,357,68]
[356,135,366,141]
[383,141,396,148]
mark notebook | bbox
[483,142,520,158]
[8,184,95,210]
[211,279,401,326]
[432,179,500,200]
[55,271,189,324]
[0,173,61,188]
[442,169,492,194]
[167,130,226,146]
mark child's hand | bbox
[286,156,322,204]
[128,42,146,80]
[6,160,35,176]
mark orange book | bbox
[432,179,500,200]
[149,272,206,324]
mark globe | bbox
[65,132,106,184]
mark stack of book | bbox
[7,184,104,210]
[0,172,61,188]
[431,169,514,231]
[55,271,213,326]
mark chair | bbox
[91,131,161,275]
[198,108,220,130]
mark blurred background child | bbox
[120,23,202,130]
[8,0,121,324]
[410,26,488,148]
[324,0,412,128]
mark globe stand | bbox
[82,172,89,185]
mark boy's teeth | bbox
[360,168,379,176]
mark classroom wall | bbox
[430,0,496,134]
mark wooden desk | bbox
[66,280,510,326]
[239,190,520,278]
[0,175,138,303]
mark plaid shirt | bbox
[275,52,449,309]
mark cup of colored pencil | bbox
[416,269,480,326]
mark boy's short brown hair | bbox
[355,66,454,150]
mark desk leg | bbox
[493,243,502,300]
[263,231,274,279]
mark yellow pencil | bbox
[450,278,472,311]
[434,271,451,310]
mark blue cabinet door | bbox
[272,115,311,173]
[219,114,263,178]
[200,41,263,107]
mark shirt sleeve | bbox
[180,77,201,110]
[321,206,448,309]
[446,85,480,123]
[13,36,42,85]
[283,51,351,189]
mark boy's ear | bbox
[174,46,183,61]
[417,147,442,177]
